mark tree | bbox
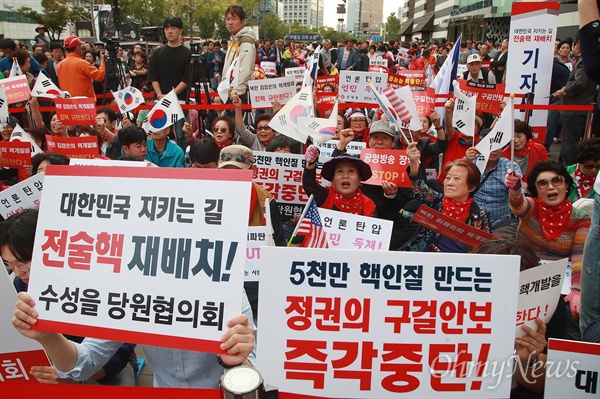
[10,0,87,41]
[383,12,401,43]
[119,0,174,27]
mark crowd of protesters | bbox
[2,2,600,398]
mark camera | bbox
[101,37,120,59]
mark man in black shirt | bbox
[148,17,191,151]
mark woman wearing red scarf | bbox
[505,160,591,319]
[402,142,491,253]
[567,138,600,203]
[501,120,547,187]
[302,146,376,217]
[211,116,236,150]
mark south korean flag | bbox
[141,89,184,133]
[31,74,65,98]
[452,80,478,137]
[112,86,145,114]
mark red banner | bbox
[360,149,411,188]
[368,64,389,73]
[315,75,339,92]
[315,92,337,105]
[46,136,99,159]
[0,350,51,383]
[2,75,31,104]
[387,73,407,89]
[0,141,32,167]
[398,70,426,88]
[254,65,266,80]
[455,79,506,115]
[411,205,495,247]
[412,87,436,117]
[54,97,98,125]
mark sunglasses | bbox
[256,125,271,131]
[535,175,565,190]
[220,152,251,164]
[212,126,229,133]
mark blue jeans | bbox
[580,193,600,343]
[173,117,186,152]
[544,97,561,151]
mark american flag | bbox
[383,86,412,125]
[297,200,329,248]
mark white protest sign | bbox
[27,166,252,353]
[257,248,520,398]
[252,151,331,220]
[285,67,306,84]
[320,208,392,250]
[245,226,268,282]
[456,64,468,77]
[260,61,277,76]
[248,76,296,108]
[370,59,387,67]
[0,173,44,219]
[339,71,387,103]
[505,2,558,143]
[69,158,150,167]
[515,259,567,338]
[544,339,600,398]
[316,140,365,158]
[0,268,51,382]
[540,259,572,295]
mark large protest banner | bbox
[257,248,520,398]
[338,71,387,103]
[1,269,51,383]
[248,76,296,108]
[46,135,99,159]
[27,166,252,353]
[545,339,600,398]
[505,2,559,143]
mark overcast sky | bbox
[322,0,402,29]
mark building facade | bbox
[400,0,579,45]
[0,0,44,46]
[282,0,324,28]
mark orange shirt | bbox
[57,53,105,99]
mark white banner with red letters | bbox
[316,140,365,158]
[0,172,44,219]
[1,268,51,383]
[515,259,567,338]
[285,67,306,85]
[248,76,296,108]
[320,209,392,251]
[257,248,520,398]
[505,2,559,143]
[245,226,268,282]
[252,151,331,221]
[339,71,387,103]
[544,339,600,398]
[27,166,252,353]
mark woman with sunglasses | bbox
[566,138,600,203]
[210,116,236,150]
[505,160,591,319]
[346,109,370,143]
[232,94,277,151]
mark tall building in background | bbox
[0,0,45,45]
[346,0,361,34]
[282,0,324,28]
[398,0,578,45]
[359,0,384,39]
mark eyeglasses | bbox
[220,152,252,164]
[582,163,600,171]
[212,126,228,133]
[535,175,566,190]
[256,125,271,131]
[3,259,30,273]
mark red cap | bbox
[64,35,85,49]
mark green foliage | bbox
[383,12,401,42]
[119,0,174,27]
[10,0,86,40]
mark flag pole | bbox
[509,93,515,171]
[287,194,314,247]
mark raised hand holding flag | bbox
[142,89,184,133]
[452,80,478,138]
